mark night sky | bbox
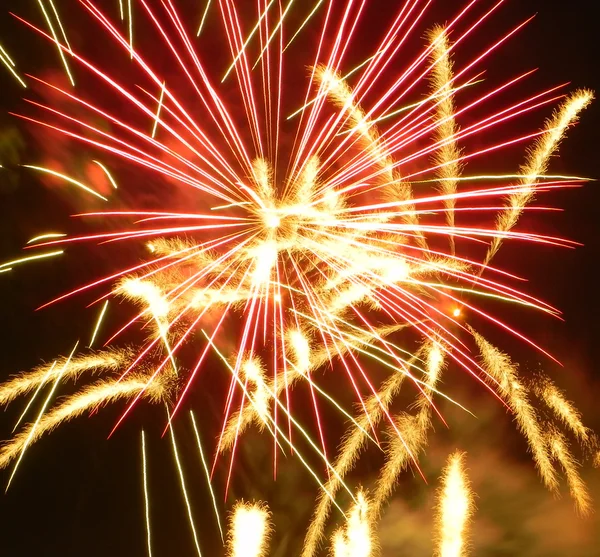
[1,1,599,556]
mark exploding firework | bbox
[0,0,596,554]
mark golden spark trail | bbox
[48,0,72,52]
[196,0,212,37]
[536,379,591,445]
[92,160,119,189]
[141,430,153,557]
[12,362,57,433]
[0,348,129,407]
[227,502,271,557]
[0,250,63,271]
[0,42,27,87]
[0,373,163,473]
[89,300,109,348]
[22,165,108,200]
[151,81,166,139]
[549,430,592,516]
[36,0,75,86]
[168,420,203,557]
[435,452,473,557]
[5,342,78,488]
[370,340,445,520]
[128,0,133,59]
[485,89,593,265]
[26,233,67,244]
[471,328,558,491]
[302,350,421,557]
[331,491,372,557]
[427,25,462,255]
[190,411,224,541]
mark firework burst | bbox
[0,0,596,554]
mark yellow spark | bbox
[141,430,153,557]
[190,411,224,541]
[470,328,559,491]
[549,430,592,516]
[5,342,78,488]
[283,1,325,52]
[288,329,311,375]
[535,379,590,445]
[0,42,27,88]
[332,491,372,557]
[12,362,57,433]
[0,250,64,271]
[92,160,119,189]
[227,502,271,557]
[168,420,203,557]
[427,25,461,255]
[435,452,474,557]
[22,165,108,201]
[151,81,166,139]
[48,0,72,51]
[222,1,277,82]
[485,89,594,266]
[128,0,133,59]
[89,300,109,348]
[36,0,75,86]
[0,268,11,274]
[0,348,128,408]
[303,349,420,557]
[452,308,462,318]
[119,0,124,21]
[26,233,67,244]
[196,0,212,37]
[252,0,298,70]
[1,373,164,477]
[370,340,445,520]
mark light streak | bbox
[435,452,473,557]
[22,165,108,201]
[151,81,166,139]
[0,250,64,270]
[12,362,57,433]
[196,0,212,37]
[26,233,67,244]
[190,411,224,541]
[36,0,75,86]
[5,342,78,489]
[89,300,110,348]
[141,430,153,557]
[92,160,119,189]
[168,420,203,557]
[0,42,27,87]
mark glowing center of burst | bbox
[264,212,281,229]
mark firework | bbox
[227,502,271,557]
[435,452,474,557]
[0,0,596,553]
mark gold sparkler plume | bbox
[331,490,372,557]
[470,328,559,491]
[0,375,164,470]
[227,501,271,557]
[316,65,427,248]
[435,451,474,557]
[427,25,462,255]
[484,89,594,266]
[370,339,445,519]
[535,378,591,445]
[302,348,420,557]
[549,429,593,516]
[0,348,130,407]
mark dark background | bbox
[1,1,599,555]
